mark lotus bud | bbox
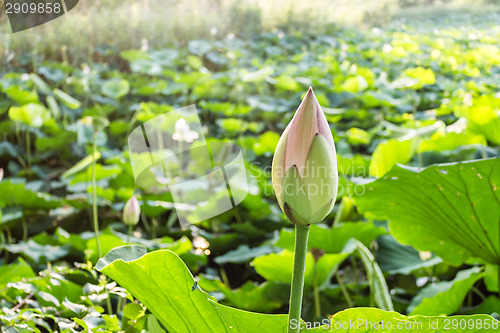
[123,196,141,226]
[0,168,3,182]
[272,87,338,225]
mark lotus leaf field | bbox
[1,8,500,333]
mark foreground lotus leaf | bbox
[96,246,499,333]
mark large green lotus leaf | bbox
[0,258,35,288]
[101,79,130,99]
[251,250,350,289]
[462,296,500,316]
[8,103,50,127]
[0,206,23,228]
[87,234,127,264]
[6,240,71,264]
[0,179,62,211]
[214,244,278,264]
[97,247,498,333]
[337,154,370,177]
[304,308,499,332]
[369,138,417,177]
[199,278,288,312]
[355,158,500,266]
[276,222,386,254]
[252,131,280,156]
[342,75,369,93]
[474,119,500,145]
[212,302,289,332]
[455,95,500,145]
[217,118,248,135]
[94,245,147,271]
[35,131,76,153]
[418,131,486,153]
[408,267,484,316]
[484,264,499,292]
[5,86,39,105]
[32,275,83,305]
[97,247,289,333]
[67,164,122,185]
[273,74,300,91]
[402,67,436,89]
[376,235,442,275]
[241,66,274,82]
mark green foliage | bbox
[356,159,500,266]
[408,267,485,316]
[9,104,51,128]
[356,241,394,311]
[101,79,131,100]
[275,223,386,253]
[376,235,442,275]
[308,308,498,332]
[1,10,500,332]
[369,138,416,177]
[252,250,350,289]
[97,248,289,332]
[96,247,499,332]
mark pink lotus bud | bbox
[272,87,338,225]
[123,196,141,226]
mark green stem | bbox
[116,297,123,315]
[21,214,28,241]
[220,266,231,288]
[470,286,486,301]
[288,224,309,333]
[26,131,31,167]
[91,132,101,258]
[335,271,354,307]
[1,231,6,262]
[127,224,133,244]
[4,228,11,262]
[91,132,111,315]
[352,256,359,288]
[106,296,113,316]
[332,199,344,227]
[313,262,321,320]
[151,217,158,239]
[141,212,151,234]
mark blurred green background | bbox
[1,0,500,331]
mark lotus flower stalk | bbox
[272,87,338,332]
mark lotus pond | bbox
[1,8,500,333]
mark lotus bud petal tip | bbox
[272,87,338,225]
[123,196,141,226]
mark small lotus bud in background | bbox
[272,87,338,225]
[0,168,3,181]
[123,196,140,226]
